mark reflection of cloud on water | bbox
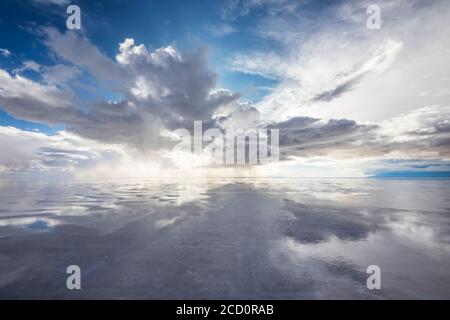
[281,199,382,244]
[155,216,182,229]
[270,196,450,298]
[0,177,449,298]
[0,178,225,236]
[386,213,450,251]
[0,217,59,230]
[269,236,377,299]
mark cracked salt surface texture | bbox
[0,177,449,299]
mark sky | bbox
[0,0,449,177]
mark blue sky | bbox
[0,0,449,177]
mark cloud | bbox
[0,48,11,57]
[310,76,364,103]
[378,105,450,157]
[30,0,70,6]
[13,60,41,74]
[43,27,122,84]
[222,0,304,20]
[272,116,379,159]
[229,51,287,80]
[208,24,237,37]
[273,105,450,161]
[228,0,450,124]
[41,64,81,87]
[45,31,260,145]
[0,69,80,125]
[0,126,120,173]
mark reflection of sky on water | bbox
[0,177,449,299]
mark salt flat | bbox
[0,177,449,299]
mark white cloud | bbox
[379,105,450,149]
[42,64,81,86]
[208,23,237,37]
[229,0,450,124]
[13,60,41,74]
[230,51,288,80]
[222,0,305,20]
[0,126,118,172]
[31,0,70,6]
[0,48,11,57]
[116,38,152,65]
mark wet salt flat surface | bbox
[0,177,449,299]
